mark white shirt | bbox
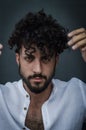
[0,77,86,130]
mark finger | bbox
[0,44,3,50]
[68,28,86,37]
[0,44,3,55]
[68,32,86,46]
[81,46,86,51]
[80,49,86,62]
[72,38,86,50]
[0,51,2,55]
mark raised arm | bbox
[67,28,86,62]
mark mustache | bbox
[28,74,47,80]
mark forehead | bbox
[20,45,50,56]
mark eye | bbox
[24,55,35,62]
[41,56,51,63]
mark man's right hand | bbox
[0,44,3,55]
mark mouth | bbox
[31,77,43,83]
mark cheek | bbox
[19,62,32,76]
[43,62,56,76]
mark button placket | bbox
[22,95,29,130]
[42,102,49,129]
[23,94,29,112]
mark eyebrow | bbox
[24,47,36,55]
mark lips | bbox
[32,77,43,82]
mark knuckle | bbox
[81,27,85,31]
[72,36,75,42]
[75,28,86,34]
[81,32,86,38]
[76,43,80,47]
[83,38,86,42]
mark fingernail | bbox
[68,41,71,45]
[72,46,76,50]
[68,33,71,37]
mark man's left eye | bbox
[41,56,51,63]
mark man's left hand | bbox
[67,28,86,62]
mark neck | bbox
[23,82,53,105]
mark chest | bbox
[25,104,44,130]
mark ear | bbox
[16,53,20,66]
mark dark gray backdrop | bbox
[0,0,86,83]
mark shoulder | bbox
[0,79,24,106]
[53,77,86,107]
[52,77,86,100]
[53,77,86,88]
[0,80,22,96]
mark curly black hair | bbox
[8,9,68,57]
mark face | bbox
[16,46,59,94]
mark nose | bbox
[32,59,42,74]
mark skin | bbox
[0,28,86,59]
[16,45,58,102]
[0,27,86,129]
[67,28,86,62]
[0,28,86,99]
[0,44,3,55]
[16,45,58,129]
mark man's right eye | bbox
[24,55,34,62]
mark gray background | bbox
[0,0,86,83]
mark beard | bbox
[19,65,56,94]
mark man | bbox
[0,10,86,130]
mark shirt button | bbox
[26,94,29,98]
[24,107,27,110]
[23,128,26,130]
